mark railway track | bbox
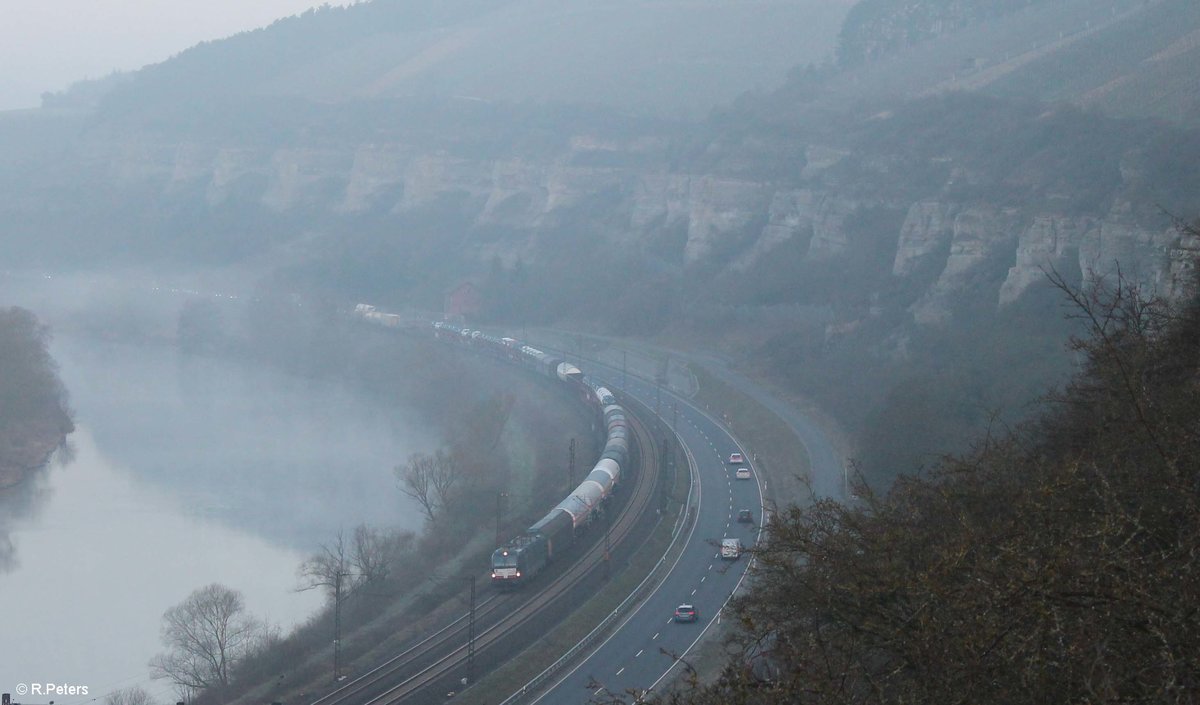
[309,401,661,705]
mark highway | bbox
[525,368,765,703]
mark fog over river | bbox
[1,325,429,702]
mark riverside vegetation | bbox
[146,303,598,704]
[0,307,73,490]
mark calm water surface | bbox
[0,335,427,703]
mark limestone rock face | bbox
[731,189,817,272]
[397,153,492,212]
[262,149,354,212]
[6,128,1194,326]
[680,177,773,264]
[631,173,693,233]
[340,144,412,213]
[893,201,958,277]
[913,206,1021,325]
[206,148,270,206]
[805,193,862,260]
[998,215,1096,305]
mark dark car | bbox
[737,509,753,523]
[674,604,698,622]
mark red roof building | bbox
[444,281,483,322]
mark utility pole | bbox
[568,438,576,495]
[333,569,350,682]
[467,576,477,685]
[604,507,612,577]
[495,492,508,546]
[660,441,671,511]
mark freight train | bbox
[427,321,629,588]
[355,310,628,589]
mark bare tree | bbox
[397,452,438,522]
[299,524,416,595]
[352,524,414,584]
[429,448,461,512]
[297,530,350,599]
[149,583,264,695]
[104,686,157,705]
[396,449,461,522]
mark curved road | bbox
[526,369,767,703]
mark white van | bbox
[721,538,742,560]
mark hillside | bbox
[754,0,1200,127]
[643,253,1200,704]
[2,0,1200,487]
[76,0,851,121]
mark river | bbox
[0,330,428,703]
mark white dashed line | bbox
[653,632,659,640]
[691,588,697,596]
[636,649,644,658]
[617,667,625,676]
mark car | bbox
[736,467,752,480]
[728,452,744,464]
[721,538,743,559]
[737,509,753,523]
[674,604,698,622]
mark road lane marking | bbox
[636,649,644,658]
[617,667,625,676]
[691,588,697,596]
[653,632,659,640]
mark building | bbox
[444,281,483,322]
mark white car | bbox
[728,452,744,464]
[736,467,752,480]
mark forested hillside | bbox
[642,252,1200,704]
[0,307,73,488]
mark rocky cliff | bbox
[26,106,1193,331]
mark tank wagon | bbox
[489,381,626,587]
[369,313,628,587]
[424,318,626,587]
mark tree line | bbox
[0,307,74,486]
[145,391,520,703]
[606,248,1200,703]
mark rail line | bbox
[309,401,661,705]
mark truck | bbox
[721,538,742,560]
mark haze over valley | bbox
[2,0,1200,703]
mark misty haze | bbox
[2,1,1199,704]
